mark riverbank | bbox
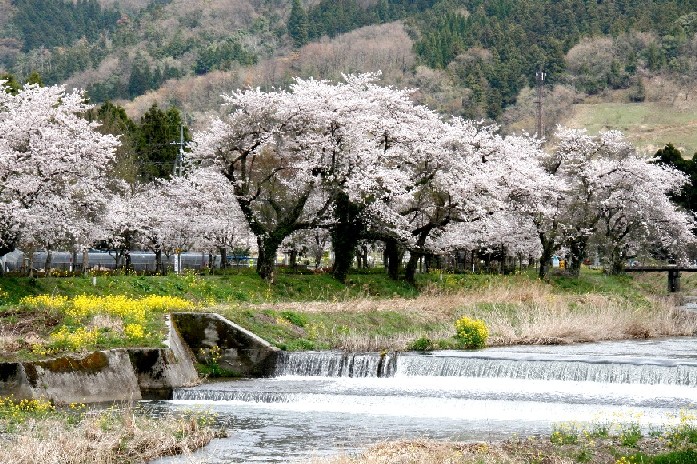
[2,269,696,361]
[0,399,224,464]
[316,409,697,464]
[317,433,696,464]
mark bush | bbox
[409,337,434,351]
[454,316,489,349]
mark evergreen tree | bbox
[85,101,140,186]
[0,73,22,95]
[128,54,153,99]
[136,104,190,181]
[288,0,309,48]
[25,71,44,87]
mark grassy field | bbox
[564,101,697,156]
[2,268,696,362]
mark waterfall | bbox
[269,350,697,386]
[274,351,396,377]
[395,354,697,385]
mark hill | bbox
[3,0,697,152]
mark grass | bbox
[0,268,418,305]
[316,412,697,464]
[565,101,697,155]
[0,398,223,464]
[1,267,695,359]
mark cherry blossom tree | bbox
[0,82,119,272]
[191,73,449,282]
[534,127,694,277]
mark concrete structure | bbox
[0,317,199,403]
[172,312,280,378]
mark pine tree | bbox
[288,0,309,48]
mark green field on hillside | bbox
[566,102,697,157]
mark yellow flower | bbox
[124,323,145,341]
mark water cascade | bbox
[161,338,697,463]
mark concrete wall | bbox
[0,312,280,403]
[0,317,199,403]
[172,312,280,377]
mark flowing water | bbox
[153,337,697,463]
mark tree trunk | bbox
[70,249,77,273]
[289,249,298,271]
[332,231,359,283]
[355,249,363,269]
[82,249,89,275]
[567,236,589,277]
[405,251,421,285]
[256,236,282,283]
[124,250,132,271]
[220,247,228,269]
[155,249,165,275]
[44,247,53,275]
[384,238,401,280]
[608,246,625,275]
[331,192,362,283]
[538,236,555,280]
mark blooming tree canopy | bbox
[0,82,119,266]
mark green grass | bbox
[217,306,445,351]
[567,102,697,156]
[0,268,419,306]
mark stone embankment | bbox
[0,313,278,403]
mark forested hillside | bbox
[3,0,697,143]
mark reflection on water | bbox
[152,337,697,463]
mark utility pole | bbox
[535,69,546,139]
[171,125,185,177]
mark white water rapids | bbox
[152,337,697,463]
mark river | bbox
[152,337,697,463]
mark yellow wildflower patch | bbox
[124,323,146,341]
[19,295,69,310]
[49,327,100,350]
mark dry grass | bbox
[311,436,671,464]
[0,404,223,464]
[239,278,697,350]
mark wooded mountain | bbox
[3,0,697,139]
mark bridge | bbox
[623,266,697,292]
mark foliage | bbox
[17,294,193,355]
[409,336,435,351]
[136,103,191,181]
[0,396,55,428]
[454,315,489,349]
[287,0,309,48]
[410,0,697,118]
[0,83,119,258]
[196,345,238,377]
[655,143,697,214]
[10,0,119,51]
[0,401,222,463]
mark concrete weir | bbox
[171,312,280,378]
[0,313,279,403]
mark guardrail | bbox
[623,267,697,292]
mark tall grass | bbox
[0,402,222,464]
[224,277,697,351]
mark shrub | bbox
[454,316,489,349]
[409,337,435,351]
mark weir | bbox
[163,338,697,463]
[273,351,397,377]
[265,349,697,385]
